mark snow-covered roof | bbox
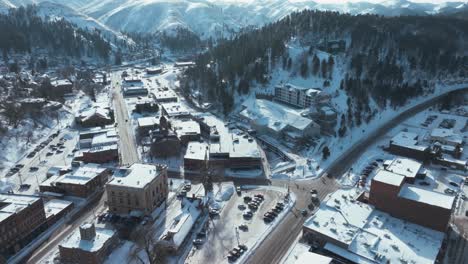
[372,170,405,186]
[303,189,374,246]
[52,79,72,87]
[137,117,159,128]
[53,164,107,185]
[385,158,422,179]
[108,163,165,189]
[0,194,41,222]
[152,89,177,101]
[184,141,208,161]
[60,227,115,252]
[398,185,455,210]
[195,113,261,159]
[240,99,315,132]
[164,199,201,248]
[430,128,463,145]
[172,119,201,137]
[306,189,445,264]
[161,102,190,117]
[77,103,111,123]
[44,199,73,219]
[295,252,332,264]
[391,131,418,146]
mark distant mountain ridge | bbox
[1,0,467,38]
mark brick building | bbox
[0,194,48,256]
[369,170,455,232]
[40,164,110,198]
[59,223,117,264]
[106,163,168,216]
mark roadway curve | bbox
[246,87,468,264]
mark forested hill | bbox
[0,5,111,60]
[181,10,468,115]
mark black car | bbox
[263,216,273,223]
[243,196,252,203]
[269,211,278,217]
[272,207,282,213]
[29,166,39,172]
[197,231,206,238]
[243,211,253,219]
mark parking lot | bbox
[185,186,291,264]
[2,129,78,195]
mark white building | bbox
[274,83,329,108]
[303,189,445,264]
[239,99,320,140]
[430,128,463,146]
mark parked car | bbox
[238,224,248,231]
[197,231,206,238]
[248,203,258,210]
[263,216,273,223]
[236,186,242,194]
[243,211,253,219]
[449,182,459,188]
[301,209,308,216]
[29,166,39,172]
[193,239,204,245]
[238,204,246,210]
[269,211,278,217]
[243,196,252,203]
[418,181,430,186]
[254,194,264,199]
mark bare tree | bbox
[129,225,168,264]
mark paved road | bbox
[26,193,107,263]
[112,73,140,165]
[246,87,468,264]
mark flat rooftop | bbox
[152,89,177,100]
[44,199,73,219]
[60,227,115,252]
[185,141,208,161]
[42,164,107,186]
[108,163,164,189]
[305,189,445,264]
[172,119,201,137]
[161,102,190,117]
[0,194,41,222]
[304,189,374,245]
[398,185,455,210]
[195,113,261,160]
[240,99,314,132]
[295,252,333,264]
[373,170,405,187]
[385,157,422,179]
[137,116,159,128]
[390,131,419,147]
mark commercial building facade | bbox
[106,164,169,216]
[0,194,48,256]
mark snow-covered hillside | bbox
[1,0,467,39]
[0,0,130,44]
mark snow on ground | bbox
[338,105,468,189]
[237,40,468,180]
[185,185,294,264]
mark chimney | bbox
[79,223,96,241]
